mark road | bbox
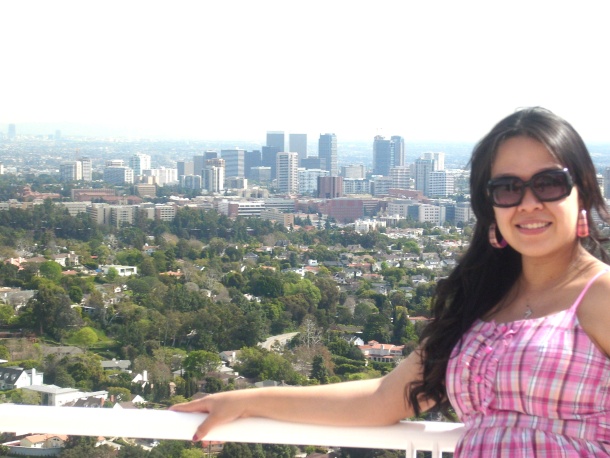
[258,332,299,350]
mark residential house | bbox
[0,367,43,390]
[20,433,68,450]
[101,359,131,372]
[358,341,405,364]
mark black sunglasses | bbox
[487,168,573,208]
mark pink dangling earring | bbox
[489,222,507,249]
[577,209,590,238]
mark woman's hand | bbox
[170,391,249,441]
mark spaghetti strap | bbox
[570,268,610,311]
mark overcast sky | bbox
[3,1,610,143]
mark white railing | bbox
[0,404,464,457]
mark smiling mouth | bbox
[517,222,550,229]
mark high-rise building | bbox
[421,152,445,171]
[60,162,83,182]
[289,133,307,163]
[80,157,92,182]
[244,150,262,179]
[391,136,405,167]
[104,166,134,185]
[262,146,280,180]
[317,176,344,199]
[221,148,245,178]
[429,170,455,197]
[7,124,16,140]
[193,155,206,177]
[129,153,151,176]
[177,160,194,178]
[266,131,285,152]
[301,157,321,170]
[276,152,299,194]
[373,135,405,176]
[341,164,366,179]
[203,158,225,193]
[181,174,202,190]
[373,136,394,176]
[318,133,337,176]
[414,158,435,196]
[390,166,411,190]
[298,168,329,195]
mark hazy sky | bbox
[3,1,610,143]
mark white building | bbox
[129,153,151,176]
[298,168,329,194]
[276,152,299,194]
[104,166,134,185]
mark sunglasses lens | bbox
[490,177,524,206]
[531,171,570,201]
[488,169,572,207]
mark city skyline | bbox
[2,1,610,143]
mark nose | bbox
[518,186,543,210]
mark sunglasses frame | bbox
[487,168,573,208]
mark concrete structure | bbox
[341,164,366,179]
[103,166,134,185]
[276,152,299,194]
[298,168,329,195]
[318,133,338,176]
[317,176,343,199]
[129,153,151,176]
[203,158,225,193]
[221,148,245,178]
[289,133,307,163]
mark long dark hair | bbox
[407,107,610,416]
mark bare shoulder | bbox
[577,265,610,357]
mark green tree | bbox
[70,326,99,349]
[39,261,63,283]
[310,354,330,384]
[183,350,221,378]
[27,281,82,339]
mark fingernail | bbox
[192,434,199,442]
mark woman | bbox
[172,107,610,456]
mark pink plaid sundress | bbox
[446,270,610,457]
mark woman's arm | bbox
[170,349,434,440]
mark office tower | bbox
[317,176,344,199]
[105,159,125,167]
[251,166,272,182]
[318,133,337,176]
[391,136,405,167]
[301,157,321,170]
[129,153,151,176]
[203,158,225,192]
[373,136,395,176]
[193,155,206,177]
[414,158,435,196]
[221,148,245,178]
[204,150,218,160]
[181,175,202,190]
[7,124,16,140]
[341,164,366,179]
[80,157,92,182]
[276,152,299,194]
[289,133,307,163]
[422,152,445,171]
[298,168,329,195]
[104,166,134,185]
[390,166,411,190]
[429,170,456,197]
[262,146,280,179]
[60,162,83,181]
[266,131,285,152]
[177,160,194,178]
[244,150,262,179]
